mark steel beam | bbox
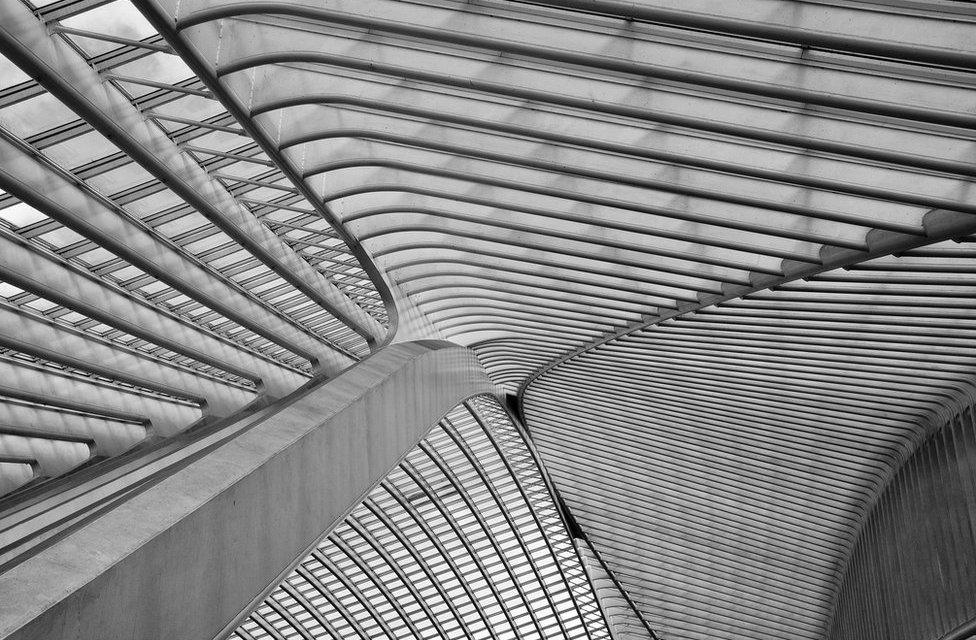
[0,228,308,398]
[0,0,385,348]
[523,213,976,396]
[515,0,976,68]
[252,85,976,179]
[0,401,146,458]
[244,63,976,181]
[195,2,976,128]
[312,154,922,242]
[0,358,200,437]
[275,113,969,223]
[0,130,351,374]
[0,302,256,418]
[134,0,399,345]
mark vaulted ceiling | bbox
[1,1,974,638]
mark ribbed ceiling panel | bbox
[830,399,976,640]
[522,240,976,640]
[134,0,976,394]
[230,395,621,640]
[2,0,975,637]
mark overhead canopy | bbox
[1,0,975,638]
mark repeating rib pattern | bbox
[522,240,976,640]
[230,395,618,640]
[830,399,976,640]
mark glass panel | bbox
[42,130,119,169]
[0,56,30,89]
[60,0,156,41]
[0,202,47,228]
[0,91,78,138]
[111,52,195,89]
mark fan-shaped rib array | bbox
[522,240,976,640]
[148,0,976,394]
[0,0,389,497]
[2,0,975,638]
[231,396,616,640]
[831,398,976,640]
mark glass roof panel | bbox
[0,90,78,138]
[83,161,157,196]
[152,93,224,123]
[41,130,120,170]
[0,56,30,89]
[0,203,47,229]
[125,188,185,218]
[36,226,86,250]
[59,0,155,41]
[111,53,196,94]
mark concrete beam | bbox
[0,340,491,640]
[0,459,37,499]
[0,430,94,480]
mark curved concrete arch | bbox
[384,249,716,297]
[186,2,976,128]
[249,91,976,179]
[271,116,971,221]
[238,57,976,180]
[303,150,928,243]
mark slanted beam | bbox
[0,401,146,457]
[0,0,386,348]
[0,458,38,498]
[0,358,200,437]
[0,341,492,640]
[0,302,256,417]
[0,228,308,398]
[0,130,350,375]
[0,429,94,479]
